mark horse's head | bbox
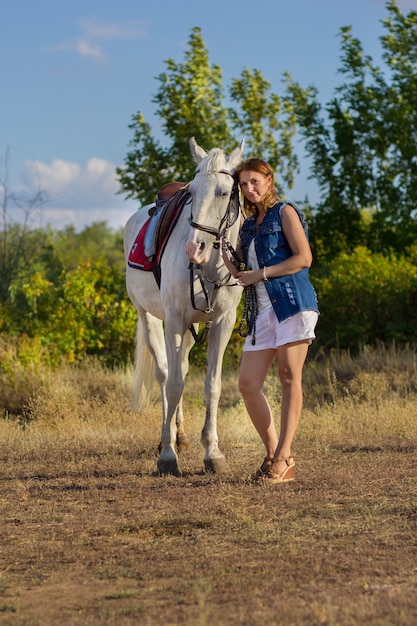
[185,137,244,265]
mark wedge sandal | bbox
[262,456,295,483]
[253,456,274,481]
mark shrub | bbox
[312,246,417,350]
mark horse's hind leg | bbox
[175,399,189,450]
[160,397,189,453]
[139,311,168,399]
[175,325,196,451]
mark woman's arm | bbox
[237,204,312,286]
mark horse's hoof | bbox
[204,456,230,474]
[157,458,181,477]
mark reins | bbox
[220,239,258,346]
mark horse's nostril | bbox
[199,242,205,251]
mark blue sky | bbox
[1,0,416,231]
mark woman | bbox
[222,158,319,483]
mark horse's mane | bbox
[196,148,227,175]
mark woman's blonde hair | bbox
[236,158,279,215]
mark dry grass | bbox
[1,346,417,625]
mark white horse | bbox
[124,137,244,476]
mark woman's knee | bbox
[238,373,260,397]
[278,365,299,387]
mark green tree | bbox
[4,262,136,367]
[0,224,63,307]
[117,27,297,205]
[284,0,417,260]
[312,246,417,350]
[116,27,234,204]
[41,263,136,366]
[0,148,50,303]
[229,68,298,193]
[53,222,125,271]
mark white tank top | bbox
[248,239,272,313]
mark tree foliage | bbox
[0,148,49,302]
[53,222,124,271]
[284,0,417,260]
[3,3,417,369]
[312,245,417,350]
[229,68,298,194]
[0,223,132,367]
[116,27,297,205]
[118,3,417,261]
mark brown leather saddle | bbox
[150,183,190,286]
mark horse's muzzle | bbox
[185,239,212,265]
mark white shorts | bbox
[243,309,319,352]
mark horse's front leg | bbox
[157,324,189,476]
[201,316,235,474]
[157,326,194,455]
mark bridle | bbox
[187,169,241,344]
[188,169,240,247]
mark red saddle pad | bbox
[128,216,153,271]
[127,198,185,272]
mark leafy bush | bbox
[2,262,137,367]
[2,221,417,370]
[312,246,417,350]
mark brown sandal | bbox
[263,456,295,483]
[253,456,274,481]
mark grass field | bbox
[1,345,417,625]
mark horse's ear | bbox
[189,137,207,163]
[228,139,245,170]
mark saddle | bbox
[153,185,188,252]
[128,184,190,287]
[151,186,190,286]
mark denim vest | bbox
[240,202,319,325]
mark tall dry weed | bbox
[1,342,416,470]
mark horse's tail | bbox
[131,318,155,412]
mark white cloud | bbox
[49,19,147,61]
[21,157,138,231]
[74,41,105,61]
[78,19,147,41]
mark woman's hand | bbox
[236,269,263,287]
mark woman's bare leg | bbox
[274,340,309,467]
[238,348,278,458]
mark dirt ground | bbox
[1,438,417,626]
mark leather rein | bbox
[188,169,241,344]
